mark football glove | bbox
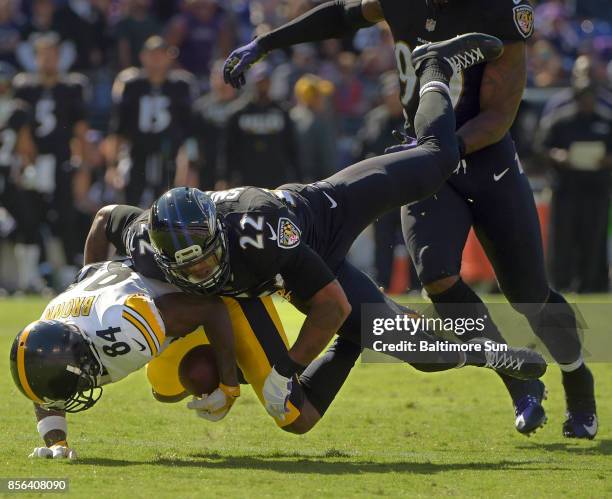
[223,39,266,89]
[29,442,77,460]
[263,367,293,421]
[186,384,240,422]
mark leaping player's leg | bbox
[316,34,503,253]
[299,261,546,419]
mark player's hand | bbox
[263,367,293,421]
[29,443,77,460]
[223,39,266,89]
[186,384,240,422]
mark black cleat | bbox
[411,32,504,75]
[468,338,547,380]
[562,365,597,439]
[563,411,598,440]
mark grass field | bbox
[1,296,611,498]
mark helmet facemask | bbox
[154,218,231,295]
[42,325,104,413]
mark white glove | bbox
[186,384,240,422]
[263,367,293,421]
[29,443,77,460]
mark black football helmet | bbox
[9,320,103,412]
[149,187,231,294]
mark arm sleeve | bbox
[105,205,145,255]
[257,0,374,53]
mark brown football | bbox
[178,345,220,396]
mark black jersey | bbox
[208,187,335,299]
[380,0,534,128]
[106,186,337,301]
[110,68,197,158]
[0,99,30,170]
[13,72,88,158]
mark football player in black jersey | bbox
[222,0,597,440]
[107,36,198,208]
[13,33,90,277]
[0,62,37,292]
[149,34,546,434]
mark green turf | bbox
[1,296,611,498]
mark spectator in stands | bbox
[191,59,245,190]
[73,129,120,250]
[542,53,612,117]
[534,1,580,71]
[16,0,76,72]
[54,0,109,72]
[14,33,91,288]
[269,42,318,101]
[537,61,612,293]
[0,0,22,67]
[107,36,197,207]
[225,62,298,188]
[113,0,160,70]
[290,73,336,182]
[165,0,235,82]
[528,39,566,87]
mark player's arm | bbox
[456,41,526,155]
[224,0,382,88]
[154,293,239,388]
[263,243,351,420]
[83,204,120,264]
[29,404,76,459]
[155,293,241,421]
[289,279,351,366]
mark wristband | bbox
[37,416,67,440]
[274,353,306,378]
[219,383,241,399]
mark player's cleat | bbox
[562,364,597,439]
[411,33,504,75]
[514,379,548,436]
[468,338,547,380]
[563,411,598,440]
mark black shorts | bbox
[401,137,549,304]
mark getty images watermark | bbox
[367,309,506,355]
[360,301,612,363]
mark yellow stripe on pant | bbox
[146,295,300,427]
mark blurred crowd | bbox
[0,0,610,295]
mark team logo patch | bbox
[277,218,301,249]
[425,18,436,32]
[513,5,534,39]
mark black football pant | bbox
[401,134,582,367]
[298,89,466,415]
[300,261,465,415]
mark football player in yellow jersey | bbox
[11,260,323,459]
